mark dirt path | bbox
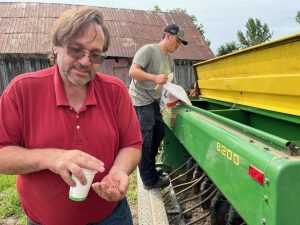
[0,217,20,225]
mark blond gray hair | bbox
[49,7,110,63]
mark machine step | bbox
[137,169,169,225]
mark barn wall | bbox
[102,58,198,91]
[0,54,51,94]
[174,60,198,91]
[0,55,196,94]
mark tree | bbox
[152,5,162,12]
[152,5,210,45]
[237,18,272,48]
[217,41,240,56]
[296,11,300,24]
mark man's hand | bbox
[47,149,105,187]
[154,74,168,85]
[92,169,128,202]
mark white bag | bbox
[161,83,192,108]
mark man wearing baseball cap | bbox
[164,24,188,45]
[128,23,188,190]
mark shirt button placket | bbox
[74,113,83,146]
[75,114,80,130]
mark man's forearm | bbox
[110,147,141,175]
[0,146,48,174]
[129,67,156,82]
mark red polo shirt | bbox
[0,65,142,225]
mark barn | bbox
[0,2,215,93]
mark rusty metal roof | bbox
[0,2,215,60]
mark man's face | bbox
[166,33,181,53]
[55,23,105,86]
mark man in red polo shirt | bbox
[0,7,142,225]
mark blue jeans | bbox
[134,101,165,186]
[27,198,133,225]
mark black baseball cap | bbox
[164,24,188,45]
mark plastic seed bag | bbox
[160,83,192,109]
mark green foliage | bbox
[217,41,240,56]
[0,175,16,190]
[237,18,273,48]
[0,175,26,224]
[152,5,162,12]
[151,5,211,45]
[126,170,137,207]
[296,11,300,24]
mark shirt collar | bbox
[53,64,97,107]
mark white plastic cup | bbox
[69,168,97,201]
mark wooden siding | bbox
[0,54,50,94]
[0,56,197,94]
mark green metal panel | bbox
[162,103,300,225]
[200,97,300,125]
[262,159,300,225]
[194,98,300,143]
[210,109,250,125]
[160,126,191,172]
[249,113,300,142]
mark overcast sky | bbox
[2,0,299,54]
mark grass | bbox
[127,170,138,206]
[0,175,26,224]
[0,171,138,225]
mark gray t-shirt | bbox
[129,44,175,106]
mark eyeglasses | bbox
[170,34,181,44]
[66,46,106,64]
[175,37,182,44]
